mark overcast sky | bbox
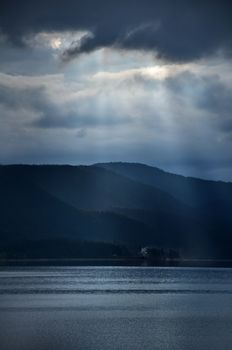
[0,0,232,181]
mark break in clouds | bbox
[0,0,232,180]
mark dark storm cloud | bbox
[1,0,232,62]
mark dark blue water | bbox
[0,266,232,349]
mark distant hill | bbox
[96,162,232,207]
[0,163,232,259]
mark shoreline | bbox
[1,258,232,268]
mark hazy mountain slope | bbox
[0,165,187,213]
[96,162,232,234]
[96,162,232,208]
[0,166,155,246]
[1,164,197,236]
[95,162,232,257]
[0,163,232,258]
[114,207,203,247]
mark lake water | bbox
[1,266,232,350]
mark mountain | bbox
[95,162,232,207]
[0,163,232,259]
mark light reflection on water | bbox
[0,267,232,350]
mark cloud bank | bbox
[1,1,232,62]
[0,1,232,181]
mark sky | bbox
[0,0,232,181]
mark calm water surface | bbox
[0,266,232,350]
